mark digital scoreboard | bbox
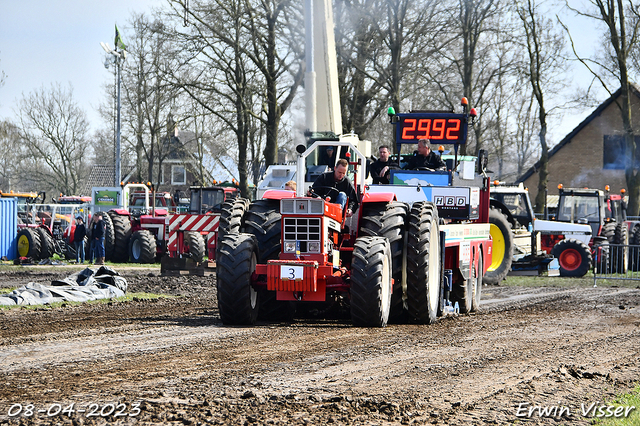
[395,113,468,145]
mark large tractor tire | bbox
[240,199,293,320]
[103,212,116,261]
[471,252,484,313]
[128,230,157,264]
[17,228,42,259]
[406,201,441,324]
[217,198,250,243]
[602,222,617,243]
[36,227,55,259]
[350,236,393,327]
[611,222,628,273]
[184,231,206,263]
[483,208,513,285]
[359,201,408,321]
[216,233,260,325]
[109,212,132,262]
[241,199,282,264]
[552,238,592,277]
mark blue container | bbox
[0,198,17,260]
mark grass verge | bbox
[592,384,640,425]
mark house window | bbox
[171,165,186,185]
[603,135,640,169]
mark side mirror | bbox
[476,149,488,174]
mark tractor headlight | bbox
[284,241,296,252]
[308,242,320,253]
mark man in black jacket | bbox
[310,158,359,217]
[403,138,446,171]
[368,145,399,184]
[92,212,106,265]
[73,215,87,264]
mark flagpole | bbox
[115,53,121,187]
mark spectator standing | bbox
[92,212,106,265]
[73,215,87,264]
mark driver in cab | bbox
[309,158,359,217]
[403,138,446,171]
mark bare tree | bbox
[0,119,29,191]
[516,0,568,213]
[15,83,90,196]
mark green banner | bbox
[94,190,119,206]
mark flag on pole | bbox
[115,24,127,51]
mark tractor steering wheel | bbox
[308,186,340,200]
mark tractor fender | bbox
[109,208,130,216]
[489,199,516,228]
[361,191,395,203]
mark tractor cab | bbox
[189,186,227,214]
[556,186,607,238]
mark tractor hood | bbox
[534,218,592,245]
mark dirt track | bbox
[0,267,639,425]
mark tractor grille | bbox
[284,217,321,253]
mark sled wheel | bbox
[483,207,513,285]
[552,238,592,277]
[350,236,393,327]
[406,201,441,324]
[129,230,157,264]
[359,201,409,321]
[216,233,259,325]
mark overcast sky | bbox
[0,1,608,145]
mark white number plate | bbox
[281,265,304,281]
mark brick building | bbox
[517,84,640,206]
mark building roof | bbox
[80,165,136,195]
[516,83,640,184]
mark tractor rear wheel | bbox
[359,201,408,321]
[17,228,42,259]
[184,231,206,263]
[217,198,250,242]
[602,222,616,242]
[471,252,484,312]
[109,213,132,262]
[37,227,54,259]
[129,230,157,263]
[611,222,628,273]
[350,236,393,327]
[241,199,282,264]
[483,207,513,285]
[552,238,592,277]
[216,233,259,325]
[103,211,116,261]
[406,201,441,324]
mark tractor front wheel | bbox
[406,201,441,324]
[552,238,592,277]
[110,213,132,262]
[350,236,393,327]
[17,228,42,259]
[129,230,157,263]
[216,233,259,325]
[103,211,116,261]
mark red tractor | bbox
[216,105,492,326]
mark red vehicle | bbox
[215,104,492,326]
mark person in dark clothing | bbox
[368,145,399,184]
[73,215,87,264]
[318,146,336,168]
[403,138,446,171]
[92,212,106,265]
[309,158,359,217]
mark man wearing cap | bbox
[73,215,87,264]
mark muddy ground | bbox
[0,266,639,425]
